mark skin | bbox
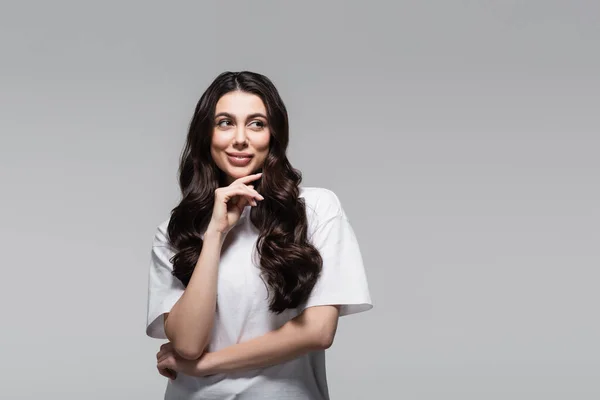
[156,90,340,381]
[210,90,271,186]
[157,305,340,379]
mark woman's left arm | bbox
[195,305,340,376]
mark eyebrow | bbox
[214,112,268,121]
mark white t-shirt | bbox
[145,187,372,399]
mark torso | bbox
[163,187,341,400]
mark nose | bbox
[233,125,248,145]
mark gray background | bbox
[1,1,598,398]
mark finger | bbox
[248,186,265,201]
[235,183,264,202]
[157,350,175,364]
[163,367,177,380]
[221,186,261,207]
[233,195,251,212]
[157,353,171,364]
[156,345,170,360]
[222,181,264,199]
[238,194,257,208]
[157,350,168,360]
[233,172,263,185]
[157,366,170,378]
[237,192,256,207]
[157,347,167,359]
[157,357,173,371]
[156,364,177,379]
[158,366,177,380]
[246,186,259,206]
[219,186,248,203]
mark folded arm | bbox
[194,305,340,376]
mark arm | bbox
[195,305,340,376]
[164,229,226,360]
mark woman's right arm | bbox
[161,172,264,360]
[163,228,225,360]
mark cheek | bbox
[211,131,229,150]
[256,132,271,151]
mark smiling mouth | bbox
[226,152,253,159]
[226,153,254,166]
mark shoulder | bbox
[299,186,346,229]
[152,218,173,248]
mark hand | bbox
[206,172,264,235]
[156,342,200,381]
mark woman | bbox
[146,71,372,399]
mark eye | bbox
[216,119,232,128]
[249,120,265,129]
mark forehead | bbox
[215,91,266,115]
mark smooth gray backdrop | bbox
[1,1,598,399]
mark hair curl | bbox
[166,71,322,313]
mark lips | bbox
[226,153,253,166]
[227,152,253,157]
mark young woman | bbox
[146,71,372,399]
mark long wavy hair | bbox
[166,71,323,313]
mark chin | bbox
[223,165,257,179]
[228,169,250,178]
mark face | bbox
[211,91,271,186]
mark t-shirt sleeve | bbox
[299,208,373,317]
[145,222,185,339]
